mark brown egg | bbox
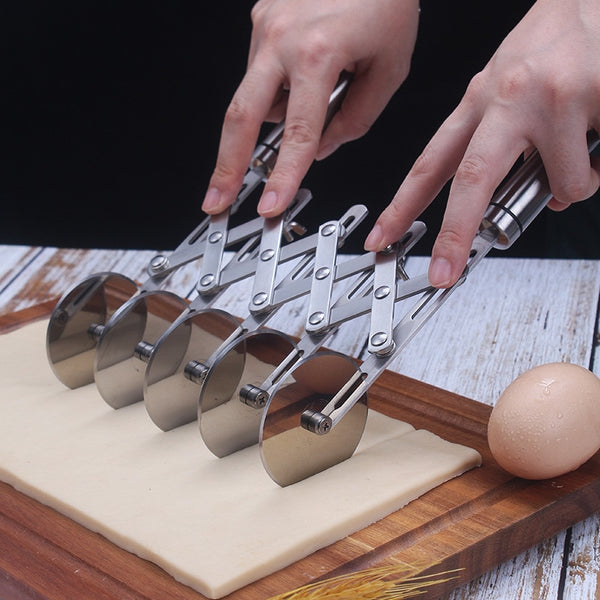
[487,362,600,479]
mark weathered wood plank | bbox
[1,247,599,600]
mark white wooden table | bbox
[1,244,599,600]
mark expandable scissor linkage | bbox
[46,97,600,487]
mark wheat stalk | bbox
[268,563,462,600]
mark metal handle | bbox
[251,72,352,176]
[482,131,600,249]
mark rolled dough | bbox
[0,320,481,598]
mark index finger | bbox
[429,118,526,287]
[202,67,284,215]
[257,72,340,217]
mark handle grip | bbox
[481,131,599,249]
[251,72,352,177]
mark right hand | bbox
[202,0,420,218]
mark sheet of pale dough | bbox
[0,321,481,598]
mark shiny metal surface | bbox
[199,329,296,457]
[251,72,351,175]
[259,351,368,486]
[482,131,600,249]
[144,308,242,430]
[93,290,187,409]
[46,272,137,388]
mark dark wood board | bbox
[0,301,599,600]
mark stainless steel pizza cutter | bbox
[257,131,600,486]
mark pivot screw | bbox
[253,292,268,306]
[315,267,330,280]
[321,223,337,237]
[309,311,325,325]
[149,254,170,274]
[374,285,391,299]
[200,274,215,287]
[370,332,388,347]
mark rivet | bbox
[315,267,330,280]
[208,231,223,244]
[150,254,169,273]
[253,292,268,306]
[370,332,388,347]
[321,223,337,237]
[200,274,215,287]
[260,249,275,261]
[309,311,325,325]
[374,285,391,299]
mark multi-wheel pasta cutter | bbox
[45,74,600,485]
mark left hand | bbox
[201,0,420,218]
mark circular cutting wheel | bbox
[259,351,368,487]
[144,308,242,431]
[199,329,297,457]
[46,272,138,389]
[94,290,188,409]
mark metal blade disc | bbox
[94,290,187,409]
[199,330,297,457]
[259,351,368,486]
[46,272,137,388]
[144,308,242,431]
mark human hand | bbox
[202,0,420,218]
[365,0,600,287]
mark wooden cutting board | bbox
[1,301,599,600]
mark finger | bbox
[257,72,339,216]
[202,66,283,214]
[429,119,527,287]
[315,61,404,160]
[364,105,481,252]
[536,121,600,207]
[264,86,289,123]
[547,153,600,210]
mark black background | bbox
[1,1,598,258]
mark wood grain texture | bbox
[1,302,600,600]
[1,247,600,600]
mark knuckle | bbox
[463,71,488,105]
[454,154,490,189]
[435,226,466,255]
[542,72,580,111]
[496,64,532,102]
[211,160,240,186]
[223,95,253,131]
[283,118,318,149]
[410,145,437,180]
[255,11,293,47]
[250,1,267,24]
[382,197,405,222]
[552,178,589,204]
[295,31,334,71]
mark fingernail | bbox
[429,257,452,287]
[258,190,278,215]
[364,224,384,251]
[202,187,221,213]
